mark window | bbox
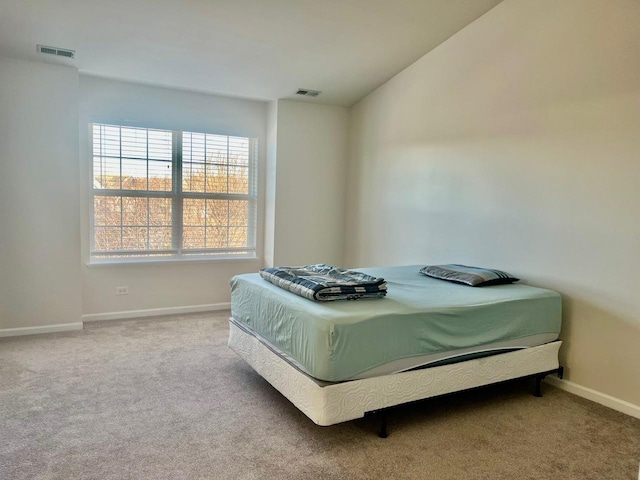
[90,123,257,262]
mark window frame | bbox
[88,123,258,264]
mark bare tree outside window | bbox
[90,124,257,262]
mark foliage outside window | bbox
[90,123,257,262]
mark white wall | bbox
[264,101,278,267]
[269,100,349,267]
[0,70,349,323]
[346,0,640,406]
[79,76,267,316]
[0,56,82,330]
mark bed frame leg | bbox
[534,366,564,398]
[378,411,388,438]
[534,375,544,397]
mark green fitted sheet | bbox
[230,265,562,382]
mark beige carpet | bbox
[1,312,639,480]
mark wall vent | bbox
[37,45,75,59]
[296,88,321,97]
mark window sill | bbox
[86,255,260,267]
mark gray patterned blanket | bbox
[259,264,387,302]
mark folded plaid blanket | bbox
[259,264,387,302]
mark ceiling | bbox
[0,0,502,106]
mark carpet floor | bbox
[1,312,639,480]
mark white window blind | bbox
[90,123,258,262]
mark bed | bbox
[228,265,563,434]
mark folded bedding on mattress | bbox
[231,265,562,382]
[259,264,387,301]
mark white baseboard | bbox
[81,302,231,322]
[544,376,640,420]
[0,322,83,338]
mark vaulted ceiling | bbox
[0,0,502,106]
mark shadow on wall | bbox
[551,286,640,403]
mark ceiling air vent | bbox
[296,88,321,97]
[37,45,75,59]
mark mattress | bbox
[228,320,562,426]
[230,265,562,382]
